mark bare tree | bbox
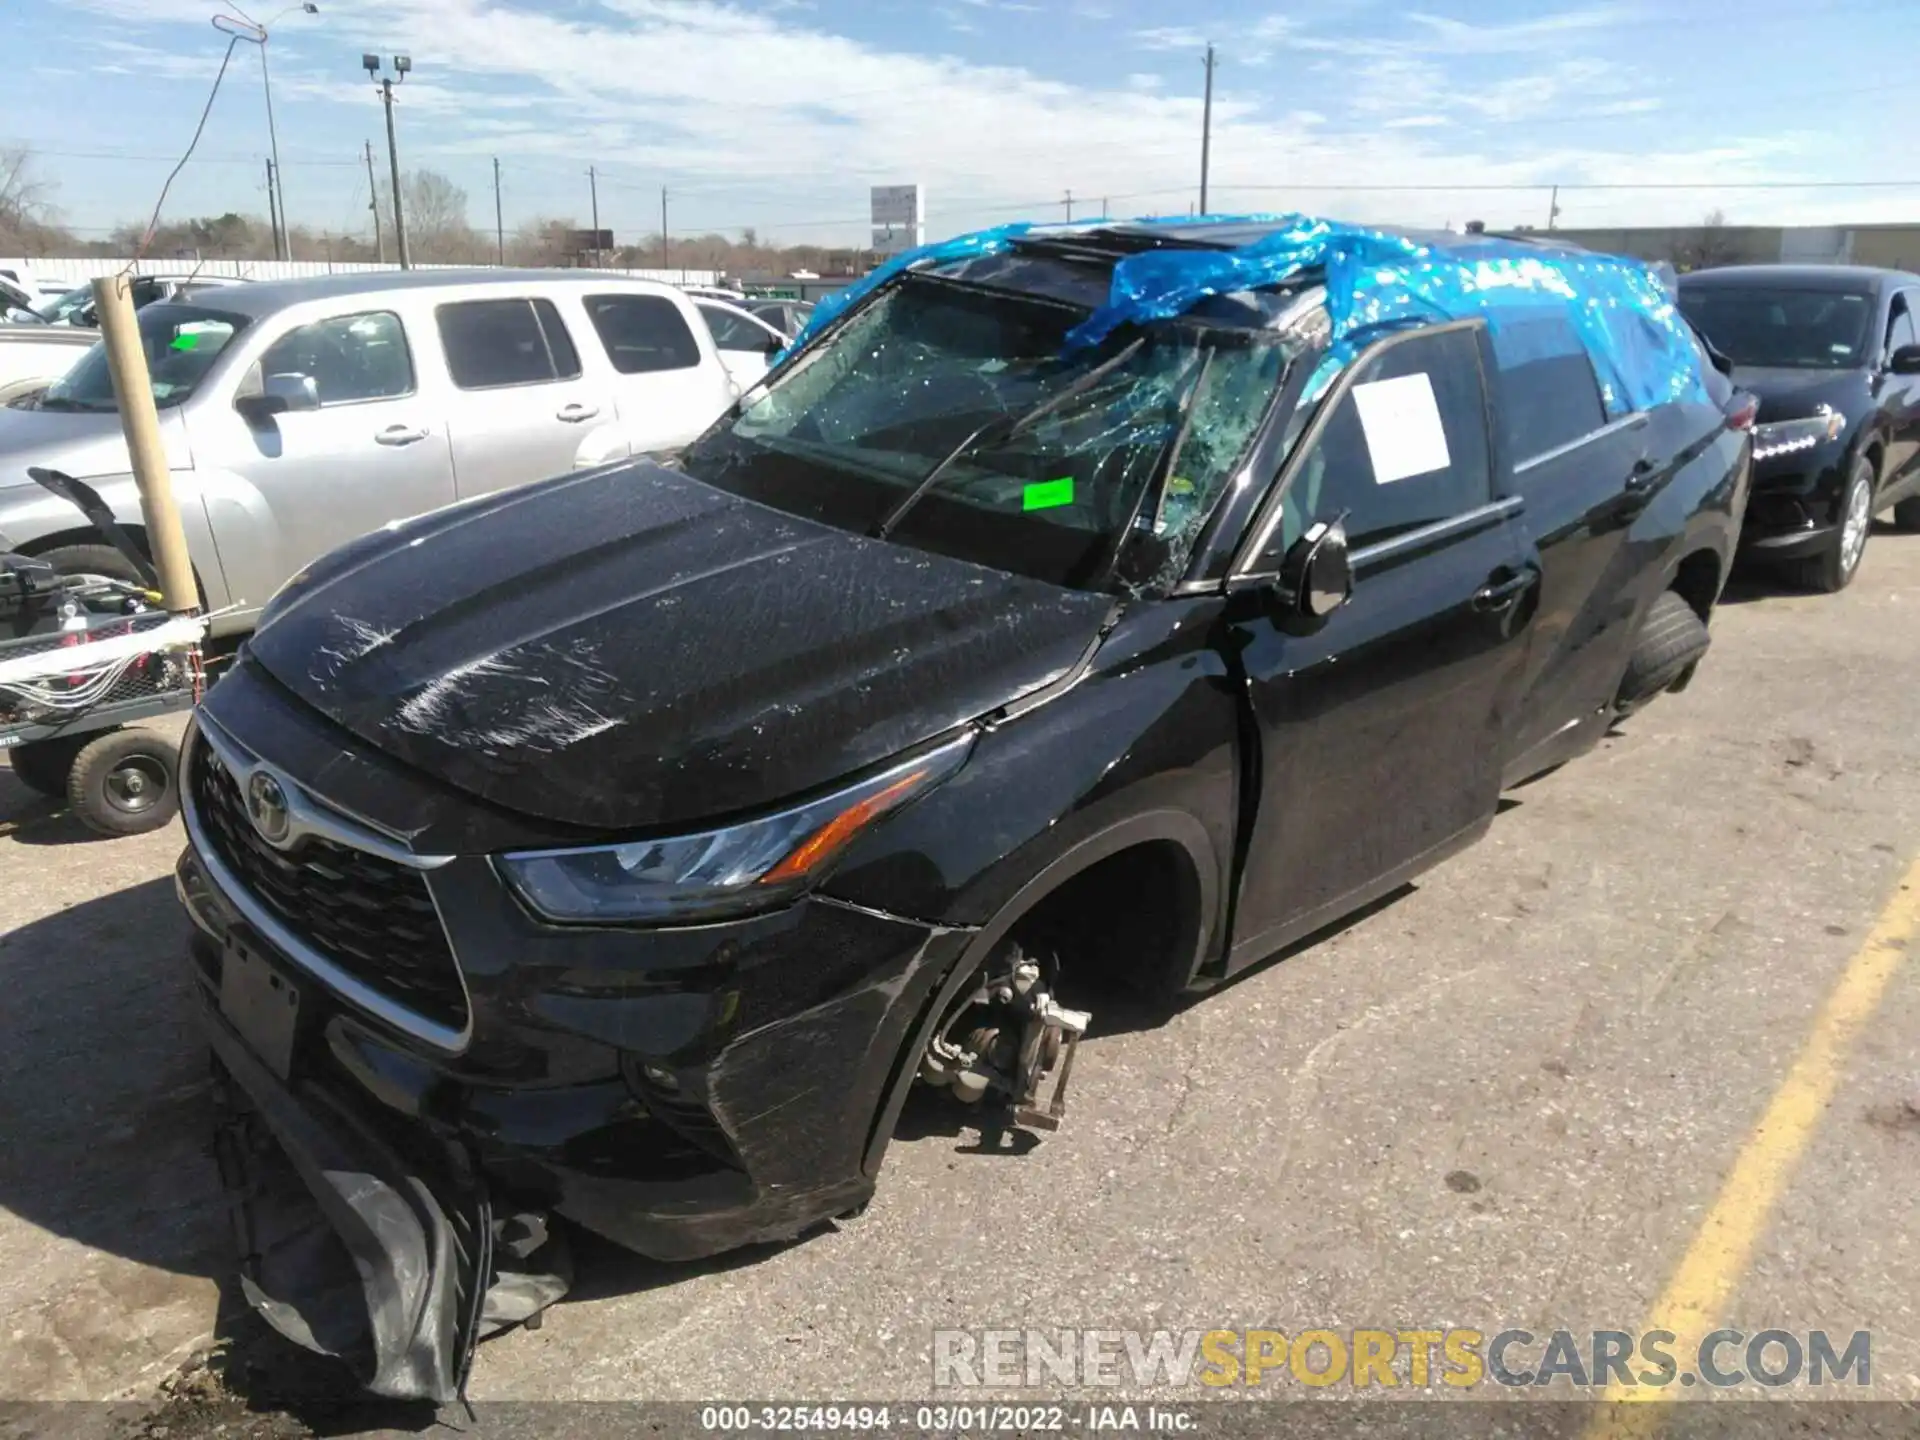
[0,146,64,253]
[1674,208,1743,272]
[379,169,480,263]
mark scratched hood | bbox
[246,462,1113,833]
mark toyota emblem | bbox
[245,770,293,847]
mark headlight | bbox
[498,734,973,924]
[1752,406,1845,461]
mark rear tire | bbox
[66,727,180,836]
[35,542,147,590]
[6,734,87,798]
[1787,455,1873,593]
[1892,495,1920,532]
[1616,590,1710,715]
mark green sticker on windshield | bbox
[169,333,199,351]
[1023,476,1075,511]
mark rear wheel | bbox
[6,734,87,797]
[35,542,147,590]
[66,727,180,836]
[1892,495,1920,532]
[1616,589,1710,716]
[1787,455,1873,593]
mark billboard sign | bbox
[870,185,924,256]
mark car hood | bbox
[248,461,1116,833]
[0,403,192,484]
[1729,366,1870,424]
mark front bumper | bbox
[177,834,966,1264]
[1736,449,1846,560]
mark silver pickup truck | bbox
[0,269,761,635]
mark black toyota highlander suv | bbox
[173,219,1750,1399]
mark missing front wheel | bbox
[917,943,1090,1135]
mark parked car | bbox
[32,273,248,328]
[0,275,39,322]
[744,296,814,337]
[693,296,789,386]
[1677,264,1920,591]
[174,217,1745,1400]
[0,269,746,635]
[0,324,95,403]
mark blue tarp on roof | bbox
[787,213,1708,416]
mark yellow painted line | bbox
[1584,855,1920,1438]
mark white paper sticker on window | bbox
[1351,372,1451,484]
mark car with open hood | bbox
[1677,263,1920,591]
[172,216,1748,1400]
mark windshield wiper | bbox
[872,335,1147,542]
[30,394,113,412]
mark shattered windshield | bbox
[678,274,1291,591]
[40,303,251,412]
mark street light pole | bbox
[364,53,412,268]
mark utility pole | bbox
[364,54,412,268]
[1199,42,1215,214]
[260,41,288,258]
[265,159,282,260]
[588,166,602,267]
[493,156,504,265]
[661,186,670,276]
[364,139,385,263]
[1547,184,1562,231]
[1101,196,1109,220]
[1064,189,1073,222]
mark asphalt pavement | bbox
[3,533,1919,1434]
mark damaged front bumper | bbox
[176,809,972,1398]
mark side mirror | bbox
[764,336,785,358]
[1279,519,1354,619]
[238,372,319,422]
[1889,344,1920,375]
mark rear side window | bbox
[1281,326,1493,550]
[436,297,581,389]
[699,302,777,353]
[258,310,414,405]
[1491,314,1606,461]
[584,293,702,374]
[1887,295,1916,356]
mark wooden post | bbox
[90,275,198,614]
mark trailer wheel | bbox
[67,728,180,836]
[6,734,89,798]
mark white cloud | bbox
[1403,6,1639,54]
[47,0,1826,236]
[1132,26,1209,52]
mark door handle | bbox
[1473,569,1537,611]
[375,425,429,446]
[556,403,601,423]
[1616,458,1661,518]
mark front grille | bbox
[188,739,468,1034]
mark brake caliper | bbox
[919,951,1090,1133]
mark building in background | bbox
[870,184,925,258]
[1549,221,1920,272]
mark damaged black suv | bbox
[175,218,1749,1399]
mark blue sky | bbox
[7,0,1917,251]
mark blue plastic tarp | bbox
[785,213,1707,417]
